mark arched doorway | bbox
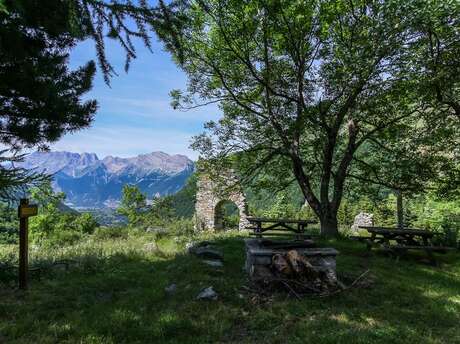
[195,168,250,231]
[214,200,240,230]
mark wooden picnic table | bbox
[353,226,453,264]
[247,217,317,238]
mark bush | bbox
[43,229,84,247]
[167,218,196,237]
[0,227,18,245]
[30,212,99,247]
[223,214,239,229]
[261,193,300,219]
[93,226,129,240]
[73,213,99,234]
[409,197,460,247]
[0,203,19,244]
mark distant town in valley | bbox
[18,151,194,209]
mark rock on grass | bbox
[196,286,218,300]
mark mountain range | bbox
[19,151,195,208]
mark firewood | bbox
[286,250,304,274]
[272,254,293,276]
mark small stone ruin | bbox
[195,169,250,231]
[351,212,374,232]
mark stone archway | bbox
[214,199,239,230]
[195,170,249,231]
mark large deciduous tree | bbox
[406,0,460,120]
[157,0,459,235]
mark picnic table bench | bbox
[351,226,455,264]
[246,217,317,238]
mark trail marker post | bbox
[18,198,38,290]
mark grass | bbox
[0,230,459,343]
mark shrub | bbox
[73,213,99,234]
[43,229,84,247]
[0,203,18,244]
[167,218,196,237]
[223,214,239,229]
[262,193,300,219]
[0,227,18,245]
[30,212,99,247]
[409,197,460,247]
[93,226,129,240]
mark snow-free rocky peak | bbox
[18,151,194,207]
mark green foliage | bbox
[409,196,460,247]
[117,184,148,227]
[0,0,6,13]
[0,0,97,200]
[166,218,196,237]
[69,0,159,84]
[0,202,18,244]
[215,201,240,230]
[336,194,395,228]
[261,192,300,219]
[0,231,459,343]
[116,184,197,234]
[0,0,97,152]
[73,213,100,234]
[28,182,99,246]
[0,150,49,201]
[93,226,129,240]
[30,181,66,208]
[245,175,459,244]
[0,0,165,200]
[170,173,197,218]
[158,0,459,236]
[146,196,176,226]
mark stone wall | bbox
[195,170,249,231]
[351,212,374,232]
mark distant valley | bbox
[19,151,195,208]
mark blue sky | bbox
[51,34,220,160]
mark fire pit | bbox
[244,238,339,283]
[244,218,339,295]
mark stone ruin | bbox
[195,169,250,231]
[194,165,342,296]
[351,212,374,232]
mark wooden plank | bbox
[359,226,429,231]
[18,204,38,218]
[359,226,432,233]
[349,236,373,242]
[360,227,434,237]
[247,217,317,225]
[391,245,455,252]
[249,232,315,238]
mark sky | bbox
[51,34,220,160]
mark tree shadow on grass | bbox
[0,234,459,343]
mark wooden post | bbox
[18,198,29,290]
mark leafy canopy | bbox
[158,0,459,235]
[117,184,148,226]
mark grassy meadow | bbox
[0,229,459,344]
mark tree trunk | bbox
[319,210,339,237]
[396,190,404,229]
